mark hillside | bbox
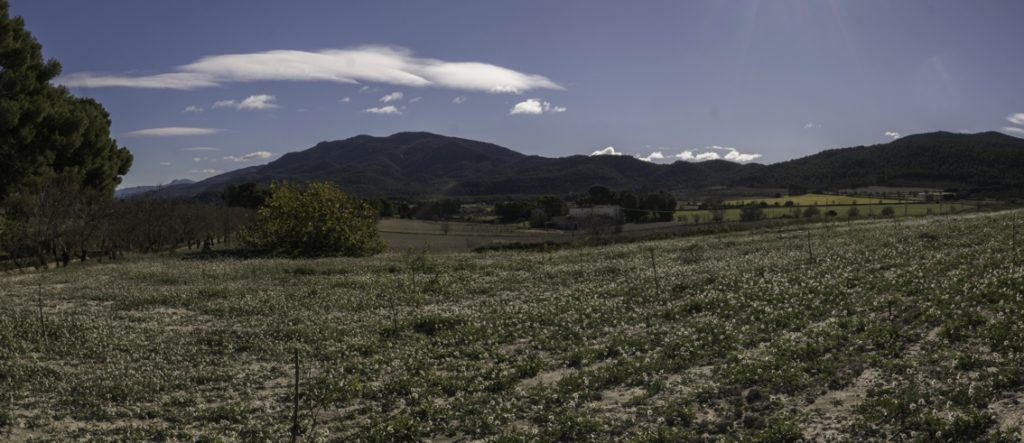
[154,131,1024,200]
[4,211,1022,440]
[742,131,1024,194]
[114,178,195,198]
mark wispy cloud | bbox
[804,122,821,129]
[183,105,203,113]
[339,97,351,103]
[380,91,403,103]
[543,101,566,113]
[590,146,622,156]
[213,94,278,110]
[238,94,279,110]
[510,98,566,115]
[182,146,221,152]
[125,127,221,137]
[189,169,220,175]
[885,131,901,139]
[223,151,274,162]
[452,96,467,104]
[159,162,171,166]
[58,72,218,90]
[1007,113,1024,125]
[57,46,562,93]
[363,105,402,115]
[1002,126,1024,135]
[408,96,422,103]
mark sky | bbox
[10,0,1024,188]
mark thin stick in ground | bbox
[291,347,301,442]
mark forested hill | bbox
[151,131,1024,199]
[740,131,1024,194]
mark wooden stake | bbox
[649,248,660,296]
[291,347,301,442]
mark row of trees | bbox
[0,175,252,267]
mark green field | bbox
[378,218,563,252]
[725,193,905,206]
[2,211,1023,440]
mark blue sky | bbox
[11,0,1024,187]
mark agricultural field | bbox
[676,202,973,224]
[724,193,905,206]
[378,219,564,252]
[2,211,1023,441]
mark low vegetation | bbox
[2,210,1022,440]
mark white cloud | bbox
[510,98,543,115]
[339,97,351,103]
[1002,126,1024,135]
[675,150,721,161]
[380,91,403,103]
[125,127,221,137]
[183,105,203,113]
[363,105,402,115]
[674,146,760,163]
[723,150,761,162]
[57,46,562,93]
[238,94,279,110]
[510,98,565,115]
[159,162,171,166]
[409,96,422,103]
[510,99,544,115]
[590,146,623,156]
[804,122,821,129]
[452,96,467,104]
[189,169,220,175]
[192,157,202,162]
[1007,113,1024,125]
[637,151,665,162]
[885,131,901,139]
[213,99,237,108]
[224,151,274,162]
[705,145,762,163]
[182,146,221,152]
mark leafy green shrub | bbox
[881,206,896,217]
[240,181,384,256]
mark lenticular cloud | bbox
[58,46,563,94]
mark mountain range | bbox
[115,178,195,199]
[144,131,1024,200]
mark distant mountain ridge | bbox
[115,178,195,198]
[150,131,1024,200]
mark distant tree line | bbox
[579,185,677,223]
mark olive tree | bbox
[241,182,384,256]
